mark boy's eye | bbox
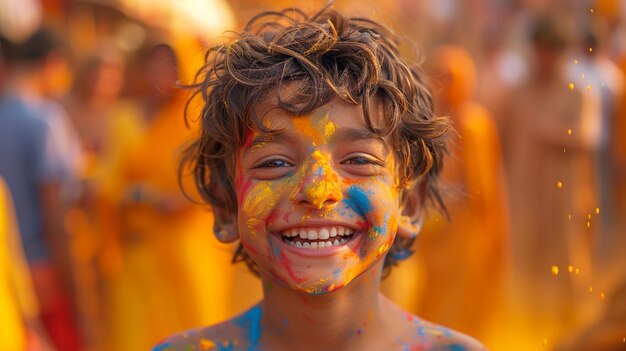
[342,155,380,166]
[254,158,293,168]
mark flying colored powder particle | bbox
[575,268,580,275]
[568,265,573,273]
[586,85,591,91]
[574,59,578,64]
[589,286,593,293]
[596,207,600,214]
[568,83,575,90]
[551,265,559,276]
[557,181,563,189]
[600,292,605,300]
[567,129,572,135]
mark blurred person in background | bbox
[0,28,82,351]
[98,43,235,350]
[59,49,129,351]
[0,177,54,351]
[383,45,510,349]
[500,17,591,341]
[567,19,625,272]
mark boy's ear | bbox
[397,215,422,239]
[396,181,426,239]
[213,206,239,243]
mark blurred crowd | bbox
[0,0,625,350]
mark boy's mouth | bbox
[280,226,355,249]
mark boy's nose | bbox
[290,150,343,209]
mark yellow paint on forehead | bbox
[292,116,324,146]
[324,121,337,138]
[291,106,335,145]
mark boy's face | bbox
[235,97,401,294]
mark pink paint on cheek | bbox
[279,251,307,284]
[241,241,258,255]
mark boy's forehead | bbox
[253,94,385,133]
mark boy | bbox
[155,6,486,351]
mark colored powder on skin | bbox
[369,213,390,240]
[234,306,262,351]
[152,342,172,351]
[345,186,373,216]
[332,268,342,279]
[301,150,341,209]
[242,183,281,234]
[292,116,324,145]
[324,121,337,138]
[199,339,216,350]
[279,251,307,283]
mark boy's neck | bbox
[258,261,395,350]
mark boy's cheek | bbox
[239,180,281,236]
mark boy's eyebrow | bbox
[246,132,294,151]
[330,127,389,154]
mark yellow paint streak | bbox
[324,121,337,138]
[378,243,390,256]
[242,184,280,235]
[292,116,324,145]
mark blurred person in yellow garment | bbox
[382,44,510,348]
[0,177,54,351]
[98,43,237,351]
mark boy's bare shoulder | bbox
[404,315,488,351]
[152,306,261,351]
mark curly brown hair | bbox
[180,5,450,276]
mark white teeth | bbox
[330,227,337,237]
[282,226,357,248]
[319,228,330,240]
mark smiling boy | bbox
[154,6,486,351]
